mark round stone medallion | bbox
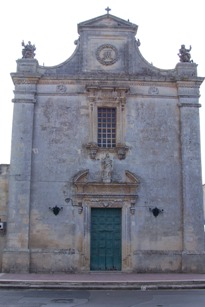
[96,44,119,66]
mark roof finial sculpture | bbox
[105,6,111,15]
[178,44,193,63]
[22,41,36,59]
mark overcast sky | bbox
[0,0,205,183]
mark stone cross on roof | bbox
[105,6,111,14]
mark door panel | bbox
[90,208,122,271]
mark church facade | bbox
[1,11,205,273]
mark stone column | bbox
[2,59,40,272]
[177,63,205,271]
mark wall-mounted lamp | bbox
[49,206,63,216]
[149,207,164,217]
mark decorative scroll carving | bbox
[116,144,129,160]
[130,201,136,215]
[56,84,67,93]
[22,41,36,59]
[86,143,129,160]
[148,86,159,95]
[136,39,141,47]
[85,143,98,159]
[96,44,119,66]
[77,202,83,214]
[15,79,31,85]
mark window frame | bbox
[86,85,129,159]
[97,107,117,148]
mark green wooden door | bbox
[90,208,122,271]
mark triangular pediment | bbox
[78,14,138,34]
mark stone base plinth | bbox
[182,252,205,273]
[2,249,30,273]
[132,250,205,273]
[133,251,182,273]
[2,249,205,273]
[30,249,79,273]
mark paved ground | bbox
[0,273,205,290]
[1,288,205,306]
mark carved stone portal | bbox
[73,169,140,271]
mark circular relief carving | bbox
[148,86,159,95]
[56,84,67,93]
[96,44,119,66]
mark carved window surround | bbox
[85,85,129,160]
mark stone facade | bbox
[1,12,205,273]
[0,165,9,271]
[203,185,205,220]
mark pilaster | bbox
[177,66,204,254]
[2,59,40,272]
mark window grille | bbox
[97,107,116,148]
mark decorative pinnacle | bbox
[105,6,111,14]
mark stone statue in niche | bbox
[101,153,112,183]
[22,41,36,59]
[178,45,192,63]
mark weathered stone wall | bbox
[203,185,205,220]
[26,81,182,272]
[0,165,9,270]
[3,12,204,273]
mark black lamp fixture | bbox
[49,206,63,216]
[149,207,164,217]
